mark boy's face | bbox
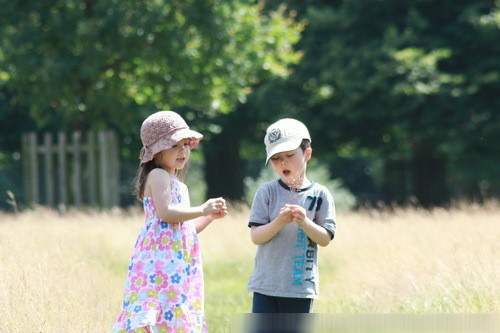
[269,147,312,186]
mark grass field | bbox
[0,202,498,332]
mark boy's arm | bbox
[250,206,293,245]
[297,217,331,247]
[289,205,332,247]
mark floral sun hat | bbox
[139,111,203,164]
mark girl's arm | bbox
[250,206,293,245]
[149,169,225,223]
[192,209,227,234]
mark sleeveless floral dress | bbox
[113,178,207,333]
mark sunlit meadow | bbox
[0,202,498,332]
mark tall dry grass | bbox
[0,202,498,332]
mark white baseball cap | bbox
[264,118,311,164]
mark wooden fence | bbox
[21,131,120,209]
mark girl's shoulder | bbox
[144,168,173,196]
[148,167,172,182]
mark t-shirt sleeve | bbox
[248,183,271,228]
[316,187,336,239]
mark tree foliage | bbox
[255,0,500,205]
[0,0,301,133]
[1,0,498,207]
[0,0,303,206]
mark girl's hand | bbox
[209,208,228,220]
[193,197,228,233]
[201,197,227,217]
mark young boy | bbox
[247,118,336,314]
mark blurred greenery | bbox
[244,160,357,212]
[0,0,499,210]
[248,0,500,207]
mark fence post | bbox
[58,132,67,208]
[21,134,31,206]
[22,130,119,209]
[72,131,82,208]
[28,132,39,206]
[109,131,120,207]
[98,131,110,208]
[87,131,97,206]
[44,133,55,207]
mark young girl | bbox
[112,111,227,333]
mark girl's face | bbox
[156,139,191,174]
[270,147,312,187]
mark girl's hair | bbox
[134,159,160,200]
[133,152,189,200]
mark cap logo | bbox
[268,128,281,143]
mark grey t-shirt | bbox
[247,179,336,299]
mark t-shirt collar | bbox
[277,179,314,192]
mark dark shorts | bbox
[248,293,313,333]
[252,292,313,313]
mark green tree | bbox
[257,0,500,206]
[0,0,301,202]
[1,0,301,127]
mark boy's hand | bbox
[276,205,294,226]
[288,205,307,227]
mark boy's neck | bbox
[279,176,312,191]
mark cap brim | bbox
[265,138,302,164]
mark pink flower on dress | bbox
[132,261,145,274]
[158,231,172,251]
[141,232,156,251]
[130,272,148,292]
[155,260,165,271]
[152,270,169,290]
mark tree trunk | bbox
[383,158,409,205]
[203,118,245,202]
[411,142,449,207]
